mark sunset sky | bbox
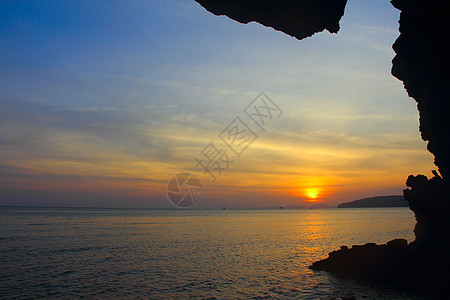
[0,0,435,208]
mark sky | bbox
[0,0,435,208]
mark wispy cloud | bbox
[0,0,435,208]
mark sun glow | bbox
[306,188,320,202]
[308,192,317,199]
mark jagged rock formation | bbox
[310,239,410,283]
[195,0,450,297]
[403,173,450,249]
[391,0,450,181]
[195,0,347,40]
[311,172,450,297]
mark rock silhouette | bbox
[195,0,347,40]
[404,173,449,249]
[391,0,450,181]
[310,173,450,297]
[195,0,450,297]
[309,239,409,283]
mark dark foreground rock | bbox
[195,0,347,40]
[310,239,409,284]
[310,173,450,298]
[195,0,450,297]
[310,239,450,298]
[305,0,450,295]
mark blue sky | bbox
[0,0,435,208]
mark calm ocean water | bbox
[0,207,421,299]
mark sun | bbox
[308,192,317,199]
[305,189,320,202]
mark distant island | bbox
[337,195,408,208]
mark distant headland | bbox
[337,195,407,208]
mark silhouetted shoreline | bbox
[310,172,450,298]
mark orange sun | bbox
[305,189,320,202]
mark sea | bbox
[0,207,422,299]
